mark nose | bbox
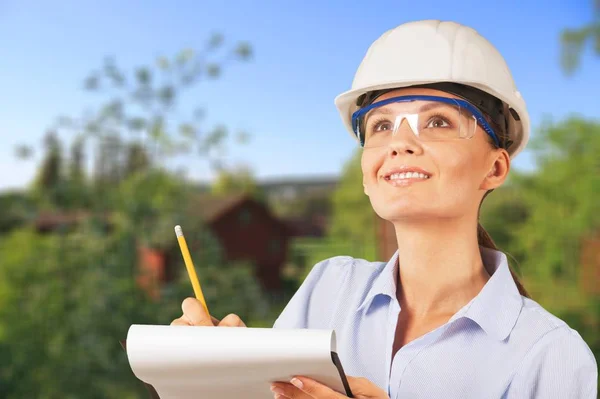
[386,118,423,157]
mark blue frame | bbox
[351,95,500,148]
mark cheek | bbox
[434,145,488,210]
[440,150,474,182]
[360,150,381,184]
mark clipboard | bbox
[120,325,354,399]
[121,340,161,399]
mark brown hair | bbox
[479,116,530,298]
[477,222,530,298]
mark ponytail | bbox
[477,223,530,298]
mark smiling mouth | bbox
[385,171,431,181]
[382,170,432,187]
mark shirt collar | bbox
[455,246,524,341]
[355,246,523,341]
[356,251,399,313]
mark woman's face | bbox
[361,87,510,222]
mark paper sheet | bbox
[126,324,349,399]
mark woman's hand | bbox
[270,376,389,399]
[170,297,246,327]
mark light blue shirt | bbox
[273,246,598,398]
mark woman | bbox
[171,20,598,398]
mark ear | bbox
[481,149,510,191]
[363,177,369,196]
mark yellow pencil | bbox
[174,225,210,317]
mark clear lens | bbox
[357,99,478,148]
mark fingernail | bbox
[290,377,303,389]
[270,385,284,395]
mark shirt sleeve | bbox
[505,326,598,398]
[272,256,352,329]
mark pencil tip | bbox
[174,225,183,237]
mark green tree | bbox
[211,165,264,200]
[0,192,35,233]
[33,131,67,208]
[0,211,271,398]
[479,185,530,266]
[560,0,600,74]
[63,135,90,209]
[18,34,253,198]
[515,117,599,283]
[507,117,600,381]
[0,32,266,398]
[124,142,151,178]
[326,150,377,261]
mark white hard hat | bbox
[334,20,530,158]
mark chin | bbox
[371,199,430,221]
[371,194,460,222]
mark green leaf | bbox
[149,118,165,142]
[208,33,224,49]
[158,86,175,106]
[101,100,123,121]
[176,48,194,65]
[83,74,99,90]
[127,117,147,131]
[178,123,196,139]
[207,64,221,78]
[14,145,33,160]
[156,56,170,70]
[135,67,151,85]
[235,42,253,60]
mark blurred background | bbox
[0,0,598,397]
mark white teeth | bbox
[388,172,429,180]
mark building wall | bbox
[581,232,600,296]
[208,200,290,290]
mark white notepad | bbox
[125,324,353,399]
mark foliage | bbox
[18,34,253,211]
[0,227,152,398]
[0,33,270,398]
[0,191,36,233]
[270,191,332,221]
[514,117,600,282]
[0,218,270,397]
[326,149,377,262]
[210,165,264,200]
[560,0,600,74]
[479,185,530,271]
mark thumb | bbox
[181,297,215,326]
[347,376,388,398]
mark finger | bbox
[347,376,388,397]
[270,382,311,399]
[218,313,247,327]
[289,376,342,398]
[170,317,191,326]
[181,297,214,326]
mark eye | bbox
[367,117,393,134]
[426,116,451,128]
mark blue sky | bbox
[0,0,597,191]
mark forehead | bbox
[374,87,462,102]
